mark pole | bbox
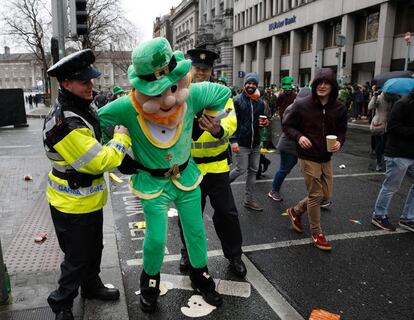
[51,0,67,106]
[0,239,9,304]
[404,41,411,71]
[337,46,342,84]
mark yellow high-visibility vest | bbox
[191,98,236,175]
[43,106,131,214]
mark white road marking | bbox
[160,273,251,298]
[242,255,304,320]
[0,145,33,149]
[0,155,45,159]
[232,171,384,185]
[126,228,408,267]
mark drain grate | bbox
[0,307,55,320]
[5,194,63,274]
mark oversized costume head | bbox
[128,38,192,128]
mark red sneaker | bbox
[311,233,332,251]
[286,208,303,233]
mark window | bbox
[240,46,245,62]
[251,42,257,60]
[254,5,258,23]
[300,28,312,51]
[394,3,414,35]
[242,11,245,28]
[354,10,379,42]
[324,20,342,48]
[211,8,215,18]
[281,34,290,55]
[264,38,272,58]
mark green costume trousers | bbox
[141,182,207,275]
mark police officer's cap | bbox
[47,49,101,82]
[187,48,219,68]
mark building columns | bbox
[340,14,355,84]
[289,29,300,82]
[233,46,242,88]
[271,35,281,85]
[374,2,396,75]
[311,22,324,80]
[257,40,266,86]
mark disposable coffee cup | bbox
[326,135,337,152]
[259,115,267,127]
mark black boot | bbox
[140,270,160,313]
[179,249,190,272]
[262,155,271,173]
[189,266,222,307]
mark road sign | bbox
[238,71,245,78]
[404,32,411,43]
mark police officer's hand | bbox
[231,142,240,153]
[114,125,130,136]
[298,136,312,149]
[198,115,221,135]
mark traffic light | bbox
[69,0,88,36]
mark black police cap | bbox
[187,48,219,68]
[47,49,101,82]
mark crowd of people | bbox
[41,38,413,320]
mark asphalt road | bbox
[109,121,413,320]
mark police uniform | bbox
[43,49,131,319]
[179,48,246,277]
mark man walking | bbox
[229,72,269,211]
[283,68,347,251]
[371,90,414,232]
[178,48,246,277]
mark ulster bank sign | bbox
[269,15,297,31]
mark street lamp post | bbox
[335,35,346,84]
[404,32,411,71]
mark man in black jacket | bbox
[229,72,269,211]
[283,68,347,251]
[371,90,414,232]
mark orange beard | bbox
[130,89,186,128]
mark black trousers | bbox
[179,172,243,260]
[47,205,104,313]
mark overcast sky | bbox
[121,0,182,41]
[0,0,182,52]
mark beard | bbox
[131,89,186,129]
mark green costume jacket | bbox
[98,82,231,199]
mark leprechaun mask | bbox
[131,73,190,129]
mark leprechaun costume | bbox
[98,38,230,312]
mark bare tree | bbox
[109,20,142,74]
[3,0,51,102]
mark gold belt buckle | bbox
[164,164,181,179]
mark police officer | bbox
[178,48,247,277]
[43,49,131,320]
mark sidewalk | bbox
[0,108,129,319]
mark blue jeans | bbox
[230,145,260,202]
[374,157,414,221]
[272,151,298,192]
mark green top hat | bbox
[128,37,191,96]
[217,77,227,86]
[112,85,124,95]
[281,76,294,89]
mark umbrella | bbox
[372,70,413,88]
[382,78,414,96]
